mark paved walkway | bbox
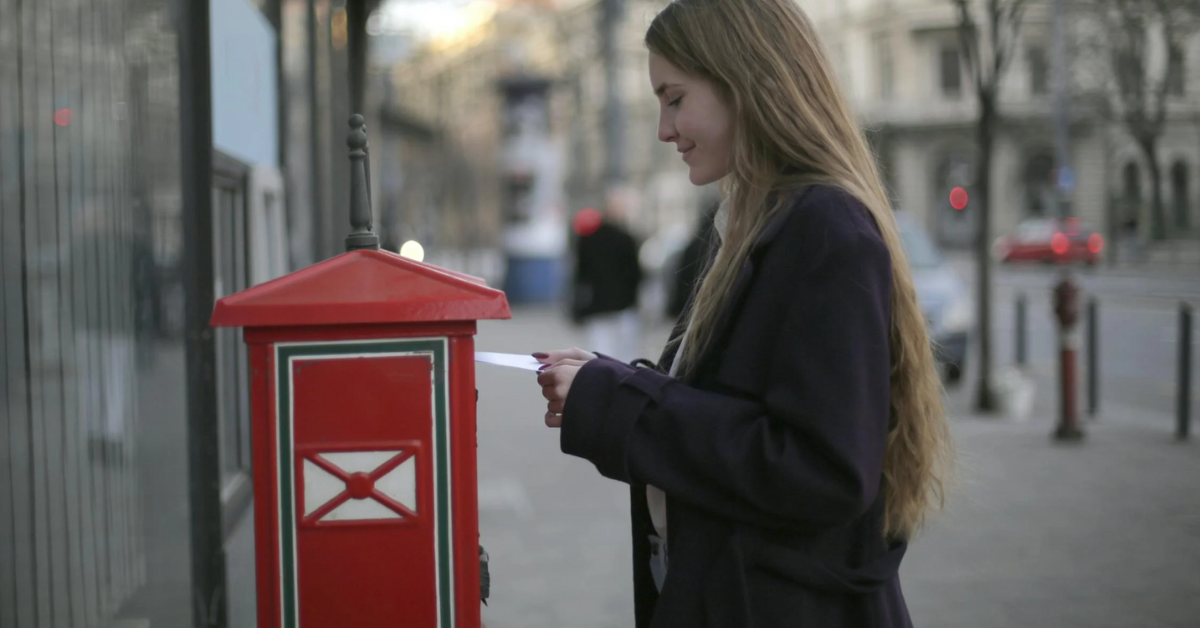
[475,307,1200,628]
[903,406,1200,628]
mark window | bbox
[1167,45,1185,97]
[1023,153,1055,215]
[940,45,962,97]
[1171,161,1190,229]
[1123,162,1142,201]
[212,151,253,485]
[1028,46,1049,95]
[875,35,894,99]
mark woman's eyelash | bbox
[668,96,682,107]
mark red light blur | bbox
[573,208,602,237]
[53,108,72,127]
[1088,233,1104,254]
[949,187,968,211]
[1051,232,1070,255]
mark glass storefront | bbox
[1,0,192,625]
[1,0,347,626]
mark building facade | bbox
[381,0,720,260]
[383,1,562,251]
[555,0,718,240]
[797,0,1200,250]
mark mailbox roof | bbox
[210,249,511,328]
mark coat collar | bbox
[658,186,814,375]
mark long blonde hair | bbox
[647,0,952,542]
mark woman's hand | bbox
[533,348,597,366]
[533,349,597,427]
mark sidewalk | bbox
[474,306,1200,628]
[903,407,1200,628]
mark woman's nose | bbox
[657,115,676,143]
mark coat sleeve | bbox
[560,208,893,530]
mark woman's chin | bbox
[688,167,720,187]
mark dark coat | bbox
[560,185,913,628]
[571,221,644,323]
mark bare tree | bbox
[951,0,1032,412]
[1074,0,1200,240]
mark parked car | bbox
[896,213,973,384]
[993,217,1105,265]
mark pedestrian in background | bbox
[535,0,954,626]
[569,186,644,362]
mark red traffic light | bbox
[949,187,968,211]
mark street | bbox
[945,254,1200,420]
[474,276,1200,628]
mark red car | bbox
[993,218,1104,265]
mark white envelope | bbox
[474,351,543,372]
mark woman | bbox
[535,0,953,626]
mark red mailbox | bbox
[211,115,510,628]
[211,247,510,628]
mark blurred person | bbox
[533,1,953,627]
[569,186,645,362]
[72,213,138,464]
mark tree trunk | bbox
[975,94,999,412]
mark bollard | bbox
[1178,303,1193,441]
[1087,297,1099,418]
[1016,293,1028,367]
[1053,274,1084,441]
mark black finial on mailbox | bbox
[345,114,380,252]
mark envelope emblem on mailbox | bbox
[300,448,418,524]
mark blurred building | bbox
[379,0,571,298]
[798,0,1200,250]
[380,0,718,269]
[382,2,561,251]
[555,0,717,239]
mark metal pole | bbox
[346,115,380,252]
[602,0,626,187]
[346,0,368,116]
[1051,0,1072,219]
[1016,293,1028,367]
[1051,0,1083,441]
[179,0,228,623]
[1087,297,1099,417]
[1178,302,1193,440]
[345,0,372,209]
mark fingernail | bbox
[532,352,549,359]
[537,364,549,372]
